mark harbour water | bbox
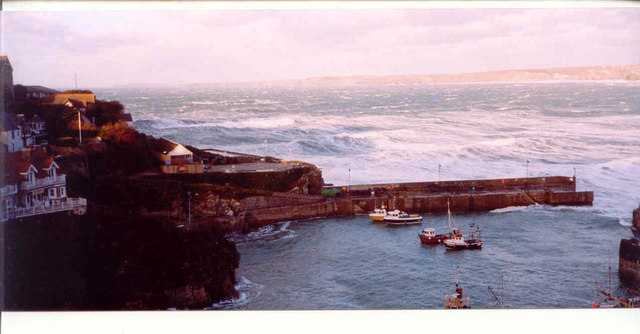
[94,81,640,308]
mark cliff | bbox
[299,65,640,85]
[619,238,640,292]
[633,206,640,231]
[3,211,238,310]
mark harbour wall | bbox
[329,176,576,197]
[619,238,640,291]
[633,206,640,230]
[243,187,593,229]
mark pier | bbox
[239,176,593,230]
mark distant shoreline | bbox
[103,64,640,89]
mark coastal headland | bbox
[1,86,597,310]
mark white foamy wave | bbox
[217,117,296,129]
[207,276,263,310]
[226,221,296,245]
[490,206,531,214]
[618,218,633,227]
[190,100,220,105]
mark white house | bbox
[152,138,194,165]
[1,148,86,221]
[1,112,24,153]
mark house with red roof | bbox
[1,147,86,221]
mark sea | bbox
[94,81,640,309]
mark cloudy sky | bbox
[2,6,639,88]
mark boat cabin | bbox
[422,228,436,237]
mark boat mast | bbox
[447,199,453,229]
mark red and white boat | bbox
[445,266,470,309]
[444,227,483,250]
[418,200,462,244]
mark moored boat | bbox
[445,266,470,309]
[384,210,423,225]
[368,205,388,221]
[444,227,483,250]
[418,200,461,244]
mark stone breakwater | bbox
[241,176,593,230]
[619,238,640,292]
[618,205,640,292]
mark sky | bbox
[1,6,640,88]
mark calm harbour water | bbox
[94,82,640,308]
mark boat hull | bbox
[445,241,483,250]
[419,234,449,244]
[369,214,386,221]
[384,216,423,226]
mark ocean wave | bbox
[217,117,296,129]
[618,218,632,227]
[190,100,222,105]
[226,221,296,245]
[489,206,531,214]
[206,276,263,310]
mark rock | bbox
[166,285,212,310]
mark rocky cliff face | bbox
[633,206,640,231]
[3,211,239,310]
[619,238,640,292]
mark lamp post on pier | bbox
[526,160,529,178]
[438,163,441,182]
[348,167,351,200]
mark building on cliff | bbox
[151,138,204,174]
[14,85,61,102]
[1,147,87,222]
[1,56,15,113]
[43,91,96,112]
[1,112,48,153]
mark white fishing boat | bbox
[383,210,423,225]
[419,200,462,244]
[444,226,483,250]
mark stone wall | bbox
[338,176,576,198]
[619,238,640,291]
[245,189,594,229]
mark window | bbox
[60,187,66,197]
[49,188,56,198]
[48,167,56,179]
[27,171,35,185]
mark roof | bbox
[3,153,27,184]
[2,148,61,184]
[68,99,86,109]
[44,93,96,107]
[151,138,179,154]
[0,56,11,70]
[25,85,60,95]
[30,114,45,124]
[1,112,22,131]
